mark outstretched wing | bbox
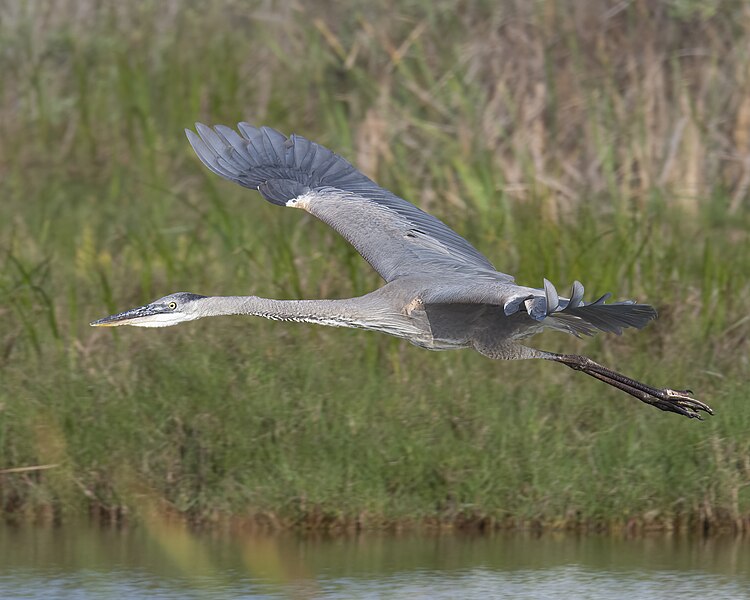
[186,123,505,282]
[420,275,657,337]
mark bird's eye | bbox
[168,302,177,310]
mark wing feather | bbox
[186,123,498,282]
[419,276,657,336]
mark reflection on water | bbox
[0,524,748,599]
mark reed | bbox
[0,0,748,532]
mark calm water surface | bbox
[0,524,748,599]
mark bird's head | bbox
[90,292,207,328]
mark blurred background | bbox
[1,0,749,537]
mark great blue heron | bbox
[92,123,712,420]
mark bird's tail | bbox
[525,279,657,337]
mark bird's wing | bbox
[186,123,505,282]
[420,276,657,337]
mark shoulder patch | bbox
[258,179,311,206]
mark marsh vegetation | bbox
[1,1,749,532]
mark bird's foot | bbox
[550,354,713,420]
[647,388,713,420]
[591,371,713,420]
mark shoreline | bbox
[5,500,749,538]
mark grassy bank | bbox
[1,0,749,533]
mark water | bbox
[0,524,748,599]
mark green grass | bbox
[1,1,749,532]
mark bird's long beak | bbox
[90,304,161,327]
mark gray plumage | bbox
[91,123,712,420]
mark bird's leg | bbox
[542,353,713,419]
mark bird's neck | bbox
[195,295,369,328]
[192,293,423,341]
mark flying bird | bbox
[92,123,712,419]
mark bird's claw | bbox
[650,388,713,420]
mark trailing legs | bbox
[542,352,713,419]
